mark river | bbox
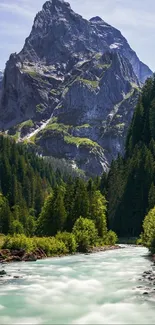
[0,246,155,324]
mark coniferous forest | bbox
[0,135,117,254]
[106,75,155,252]
[2,76,155,255]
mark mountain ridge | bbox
[0,0,153,175]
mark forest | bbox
[0,135,116,254]
[106,75,155,252]
[1,75,155,255]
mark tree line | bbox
[0,135,117,252]
[105,75,155,239]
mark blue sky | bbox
[0,0,155,71]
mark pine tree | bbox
[148,183,155,211]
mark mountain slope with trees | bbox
[0,135,117,256]
[106,75,155,237]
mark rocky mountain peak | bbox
[90,16,105,24]
[0,0,153,175]
[43,0,70,9]
[18,0,152,83]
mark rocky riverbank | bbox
[88,245,122,254]
[0,248,47,263]
[137,254,155,295]
[0,245,122,265]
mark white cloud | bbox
[0,2,35,19]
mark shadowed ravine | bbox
[0,246,155,324]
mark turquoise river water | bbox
[0,246,155,324]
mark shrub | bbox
[105,230,118,245]
[73,217,98,252]
[2,235,68,256]
[33,237,67,256]
[141,207,155,248]
[3,234,35,252]
[56,232,77,253]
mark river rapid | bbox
[0,246,155,324]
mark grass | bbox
[64,135,100,148]
[115,123,125,129]
[12,131,20,141]
[94,53,103,60]
[131,82,141,92]
[77,78,99,89]
[28,134,37,144]
[19,120,34,128]
[97,63,111,69]
[42,122,70,134]
[27,71,39,78]
[75,124,91,129]
[26,71,49,84]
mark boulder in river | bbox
[0,270,6,275]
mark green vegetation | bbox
[140,207,155,251]
[64,135,99,148]
[97,63,111,69]
[50,89,61,96]
[56,232,77,253]
[77,77,99,89]
[106,75,155,238]
[26,70,49,84]
[36,104,45,113]
[0,135,117,255]
[75,124,91,129]
[12,131,20,141]
[8,120,34,142]
[115,123,125,129]
[19,120,34,128]
[28,134,36,144]
[2,234,68,256]
[43,122,70,134]
[131,82,141,92]
[94,53,102,60]
[27,71,39,78]
[73,217,98,252]
[0,234,5,249]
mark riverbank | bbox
[0,245,122,264]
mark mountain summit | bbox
[18,0,152,83]
[0,0,153,175]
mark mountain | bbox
[0,0,153,175]
[0,70,3,81]
[0,70,3,93]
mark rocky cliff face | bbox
[0,0,153,175]
[0,70,3,96]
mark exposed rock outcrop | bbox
[0,0,153,175]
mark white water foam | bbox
[0,247,155,324]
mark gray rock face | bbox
[0,70,3,96]
[19,0,152,83]
[0,0,153,175]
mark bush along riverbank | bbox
[0,217,118,263]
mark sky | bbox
[0,0,155,71]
